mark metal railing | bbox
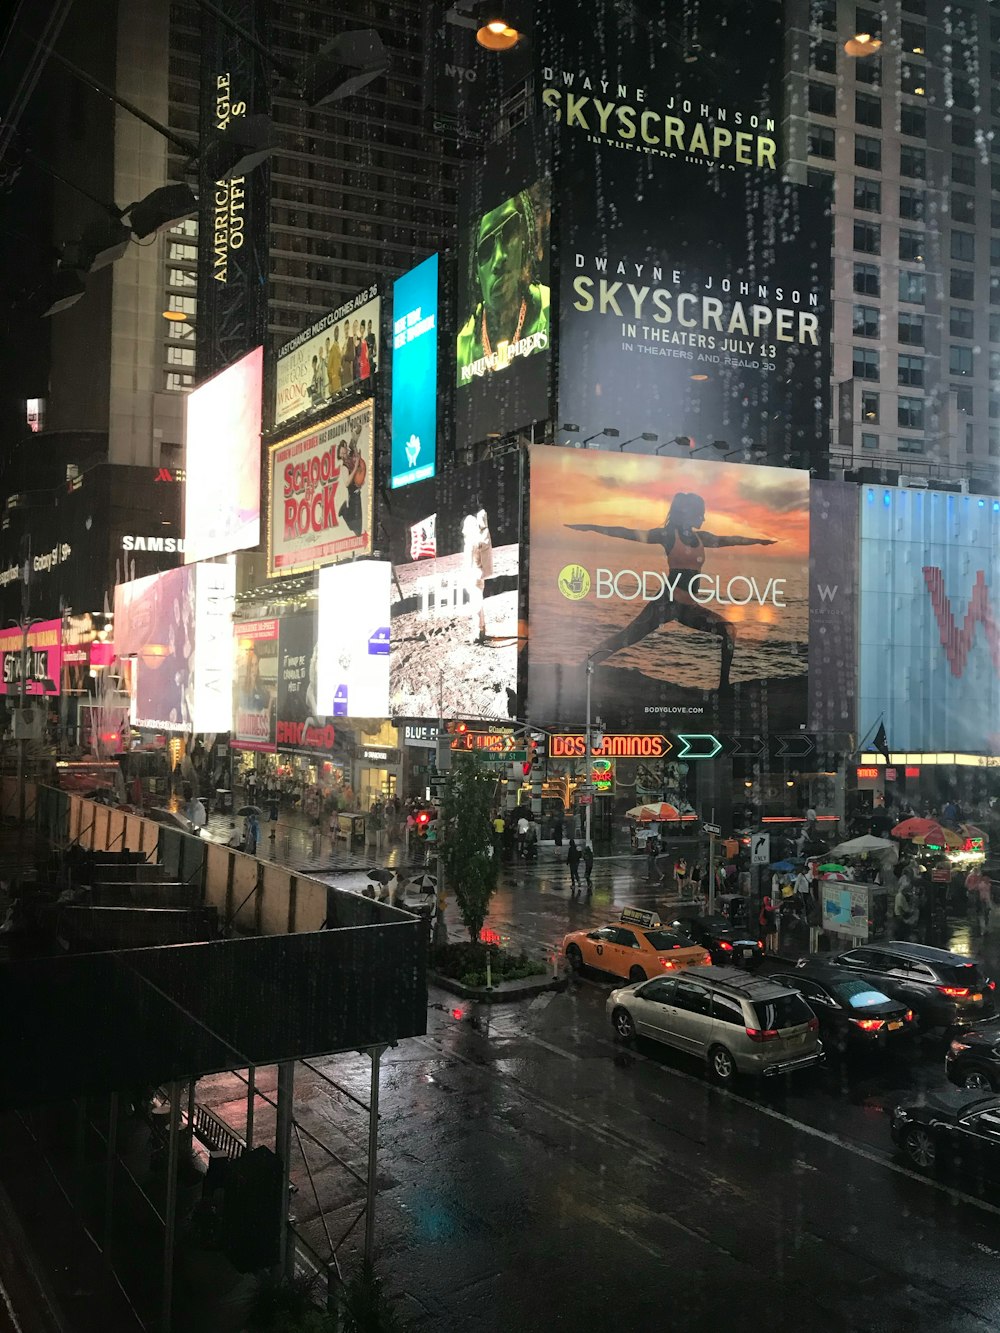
[189,1103,245,1160]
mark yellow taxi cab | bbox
[563,908,711,984]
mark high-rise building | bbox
[784,0,1000,489]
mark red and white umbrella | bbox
[625,802,681,823]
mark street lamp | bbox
[655,436,693,454]
[582,427,620,448]
[618,432,658,451]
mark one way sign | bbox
[751,833,770,866]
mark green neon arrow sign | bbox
[676,733,723,760]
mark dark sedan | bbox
[890,1091,1000,1180]
[784,963,914,1054]
[670,914,763,969]
[946,1024,1000,1091]
[809,941,996,1031]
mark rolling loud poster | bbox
[528,446,809,733]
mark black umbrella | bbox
[408,873,437,891]
[366,867,393,884]
[236,805,265,817]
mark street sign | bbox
[578,793,593,805]
[751,832,771,865]
[703,822,721,836]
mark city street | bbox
[195,848,1000,1333]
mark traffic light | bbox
[415,808,432,838]
[525,735,545,778]
[445,721,469,735]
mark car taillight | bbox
[807,1017,819,1032]
[719,941,733,951]
[701,953,711,965]
[851,1017,885,1032]
[989,981,996,992]
[745,1027,780,1043]
[905,1010,914,1023]
[939,986,970,998]
[660,958,675,969]
[950,1040,971,1053]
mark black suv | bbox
[802,942,995,1031]
[946,1025,1000,1091]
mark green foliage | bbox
[245,1265,406,1332]
[432,940,546,988]
[439,753,500,942]
[340,1263,406,1332]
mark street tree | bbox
[439,752,499,943]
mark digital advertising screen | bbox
[114,562,235,732]
[232,618,278,751]
[267,400,373,578]
[528,445,809,733]
[316,562,391,718]
[859,488,1000,753]
[390,253,438,489]
[275,609,337,756]
[0,619,62,696]
[808,481,858,736]
[184,345,263,564]
[387,454,521,720]
[456,126,551,446]
[556,142,831,476]
[273,285,380,428]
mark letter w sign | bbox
[923,567,1000,677]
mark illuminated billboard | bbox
[456,127,550,445]
[267,400,373,578]
[0,619,62,696]
[232,618,278,751]
[184,345,263,564]
[556,143,831,475]
[114,562,235,731]
[528,446,809,732]
[859,488,1000,752]
[390,254,438,489]
[276,609,337,756]
[388,455,520,720]
[273,285,380,427]
[316,562,391,717]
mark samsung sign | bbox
[122,535,186,553]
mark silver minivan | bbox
[607,965,823,1084]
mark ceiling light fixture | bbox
[476,17,521,50]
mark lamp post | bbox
[583,656,604,850]
[618,432,658,452]
[582,427,620,448]
[655,436,693,455]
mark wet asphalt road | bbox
[194,848,1000,1333]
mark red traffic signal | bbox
[522,760,532,777]
[416,809,431,826]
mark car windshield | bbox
[936,961,984,988]
[751,994,813,1031]
[831,979,890,1008]
[644,930,692,951]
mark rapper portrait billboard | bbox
[273,285,380,428]
[317,562,391,718]
[184,345,263,564]
[528,446,809,732]
[387,454,520,720]
[456,125,551,446]
[557,142,831,475]
[232,618,278,751]
[859,487,1000,754]
[267,400,373,578]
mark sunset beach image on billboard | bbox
[527,446,809,732]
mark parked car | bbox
[890,1091,1000,1179]
[607,965,822,1085]
[945,1024,1000,1091]
[564,909,710,984]
[670,912,763,969]
[807,941,996,1031]
[784,962,914,1054]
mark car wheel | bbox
[612,1007,635,1042]
[902,1125,936,1172]
[628,965,646,983]
[708,1044,736,1085]
[565,944,583,973]
[962,1068,997,1092]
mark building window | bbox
[991,237,1000,267]
[900,103,926,137]
[807,167,834,192]
[855,57,880,86]
[952,192,976,224]
[898,270,926,304]
[167,267,196,289]
[166,345,195,366]
[855,134,882,170]
[812,38,837,73]
[898,397,925,430]
[854,220,881,254]
[809,82,837,117]
[808,124,836,159]
[951,117,975,147]
[899,186,924,220]
[951,76,976,111]
[955,386,974,415]
[991,351,1000,381]
[898,354,925,387]
[951,268,975,301]
[951,231,975,263]
[993,199,1000,230]
[165,294,196,315]
[898,438,925,454]
[901,20,927,55]
[168,242,197,262]
[856,5,881,39]
[853,304,880,338]
[900,65,927,96]
[900,145,926,178]
[952,154,976,187]
[853,347,880,381]
[904,0,926,13]
[811,0,836,28]
[899,229,925,262]
[993,274,1000,306]
[861,432,879,450]
[169,218,197,239]
[861,390,879,423]
[898,311,925,345]
[990,314,1000,343]
[853,262,880,296]
[951,307,975,340]
[967,422,977,453]
[990,430,1000,458]
[950,345,974,377]
[165,372,193,392]
[855,92,881,127]
[854,177,881,211]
